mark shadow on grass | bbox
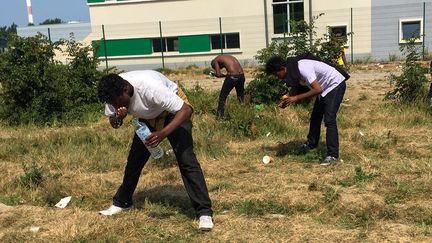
[262,140,326,157]
[134,185,196,219]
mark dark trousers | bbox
[306,81,346,158]
[113,116,213,217]
[428,83,432,98]
[216,74,245,117]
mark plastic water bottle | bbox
[133,119,164,159]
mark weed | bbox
[234,199,293,217]
[384,194,400,204]
[388,54,399,62]
[308,181,318,191]
[362,138,382,150]
[209,181,235,192]
[358,93,368,101]
[0,195,21,206]
[323,187,340,204]
[339,167,380,187]
[154,67,177,75]
[339,206,375,229]
[353,54,373,64]
[19,163,44,187]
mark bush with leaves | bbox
[0,34,103,125]
[387,38,428,104]
[247,14,348,104]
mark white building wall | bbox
[88,0,375,68]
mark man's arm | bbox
[145,102,193,147]
[212,58,226,78]
[284,81,322,105]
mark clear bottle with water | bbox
[133,119,164,159]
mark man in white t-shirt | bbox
[266,55,348,165]
[97,70,213,231]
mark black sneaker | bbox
[320,156,338,166]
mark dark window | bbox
[211,35,225,49]
[329,26,347,37]
[166,37,178,51]
[272,0,304,34]
[152,37,179,52]
[402,21,421,40]
[210,33,240,50]
[226,33,240,48]
[152,38,165,52]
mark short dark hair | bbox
[97,73,128,103]
[265,56,286,74]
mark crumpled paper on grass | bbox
[55,196,72,208]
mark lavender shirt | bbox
[298,59,345,97]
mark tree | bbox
[40,18,64,25]
[0,34,104,125]
[0,23,17,38]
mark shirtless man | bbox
[211,55,245,119]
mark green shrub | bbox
[387,38,429,104]
[248,14,348,104]
[0,34,103,125]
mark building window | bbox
[210,33,240,50]
[272,0,304,34]
[328,25,347,38]
[399,18,423,43]
[152,37,179,52]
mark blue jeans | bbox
[306,81,346,158]
[216,74,245,117]
[113,115,213,217]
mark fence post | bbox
[159,21,165,69]
[102,24,108,70]
[309,0,313,48]
[48,28,51,42]
[422,2,426,60]
[350,8,354,64]
[219,17,223,55]
[264,0,269,48]
[283,12,286,41]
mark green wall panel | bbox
[92,38,152,57]
[178,35,210,53]
[87,0,105,3]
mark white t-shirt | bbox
[298,59,345,97]
[104,70,184,119]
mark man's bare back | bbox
[211,55,243,77]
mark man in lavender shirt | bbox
[265,55,349,165]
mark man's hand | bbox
[116,107,128,119]
[109,107,128,129]
[285,96,299,104]
[278,95,289,108]
[144,130,166,148]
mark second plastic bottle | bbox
[133,119,164,159]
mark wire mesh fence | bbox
[16,2,432,70]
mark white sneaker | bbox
[198,215,214,231]
[99,205,130,216]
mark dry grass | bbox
[1,63,432,242]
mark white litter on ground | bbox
[262,155,273,164]
[55,196,72,208]
[29,227,40,233]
